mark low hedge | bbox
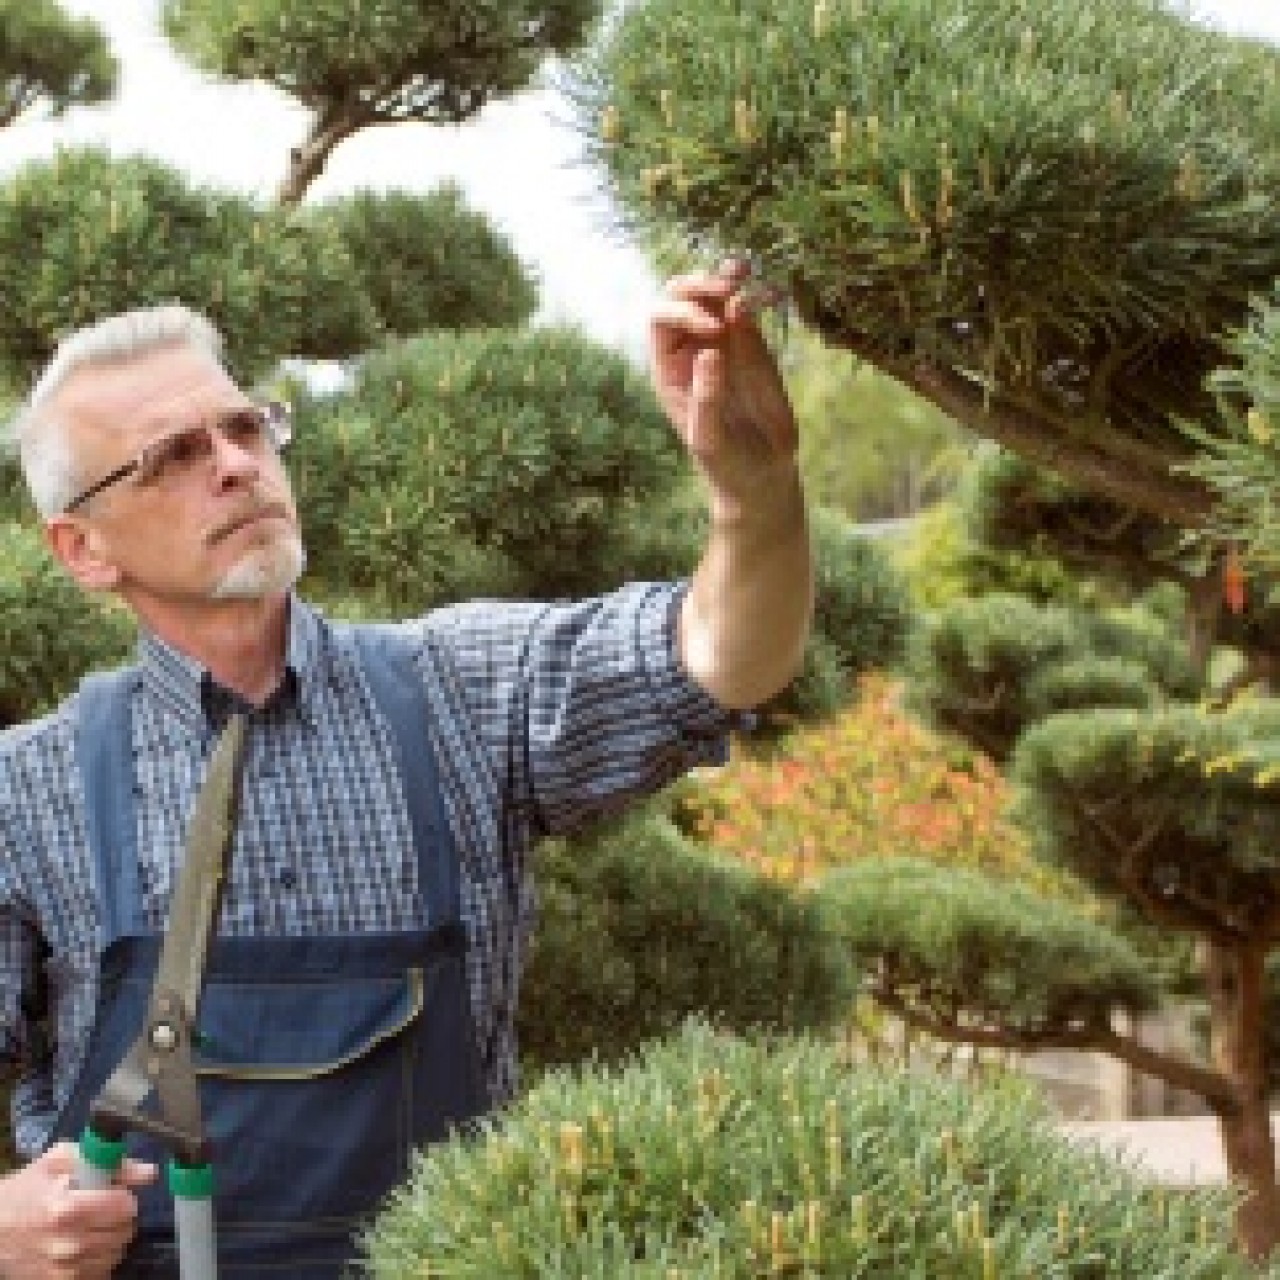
[518,807,856,1075]
[362,1021,1253,1277]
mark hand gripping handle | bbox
[72,1123,125,1190]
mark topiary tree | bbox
[0,147,378,388]
[361,1020,1256,1277]
[290,324,687,612]
[0,0,116,129]
[518,807,856,1075]
[305,185,538,338]
[576,0,1280,1256]
[575,0,1280,526]
[162,0,603,205]
[0,523,133,725]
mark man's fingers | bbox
[117,1158,157,1189]
[686,348,725,460]
[649,296,725,356]
[53,1182,140,1232]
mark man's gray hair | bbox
[9,304,226,517]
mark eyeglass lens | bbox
[135,407,286,487]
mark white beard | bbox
[212,533,306,600]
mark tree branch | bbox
[277,102,367,207]
[870,986,1242,1114]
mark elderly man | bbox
[0,261,811,1277]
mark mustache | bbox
[207,501,292,545]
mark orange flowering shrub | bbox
[677,673,1064,895]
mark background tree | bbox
[305,185,538,339]
[781,326,967,522]
[580,0,1280,1258]
[576,0,1280,525]
[808,445,1280,1260]
[162,0,602,205]
[0,0,115,129]
[0,147,377,387]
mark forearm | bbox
[678,463,813,710]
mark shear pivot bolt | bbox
[150,1022,178,1052]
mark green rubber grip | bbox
[167,1158,215,1200]
[78,1125,126,1174]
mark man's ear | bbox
[44,516,122,592]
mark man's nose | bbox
[209,426,260,485]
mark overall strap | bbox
[76,669,142,947]
[348,624,459,924]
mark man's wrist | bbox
[706,459,805,532]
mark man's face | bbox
[44,342,305,612]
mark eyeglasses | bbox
[64,401,293,514]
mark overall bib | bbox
[51,629,490,1277]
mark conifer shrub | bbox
[0,523,133,724]
[753,507,914,733]
[290,327,685,610]
[361,1021,1252,1277]
[309,186,538,337]
[518,808,855,1074]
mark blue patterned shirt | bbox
[0,583,734,1157]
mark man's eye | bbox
[157,428,210,471]
[223,410,265,446]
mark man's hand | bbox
[0,1143,155,1279]
[650,260,799,524]
[654,261,814,709]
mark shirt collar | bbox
[137,595,327,730]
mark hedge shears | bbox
[73,714,247,1280]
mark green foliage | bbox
[753,506,914,730]
[0,524,133,725]
[0,0,116,127]
[576,0,1280,524]
[1182,286,1280,572]
[518,807,856,1074]
[897,490,1099,612]
[163,0,599,119]
[307,186,537,337]
[809,505,912,674]
[965,449,1191,589]
[910,592,1200,762]
[0,148,377,387]
[779,327,966,521]
[820,857,1159,1039]
[291,326,685,611]
[362,1021,1250,1277]
[1011,700,1280,933]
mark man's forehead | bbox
[50,343,236,436]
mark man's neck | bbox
[130,592,292,707]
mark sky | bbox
[0,1,1277,366]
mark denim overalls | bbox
[51,628,490,1276]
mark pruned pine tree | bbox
[0,147,379,387]
[0,0,116,129]
[865,439,1280,1262]
[575,0,1280,528]
[580,0,1280,1258]
[161,0,602,205]
[303,185,537,338]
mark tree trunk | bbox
[1184,571,1224,682]
[1204,939,1280,1261]
[276,107,363,207]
